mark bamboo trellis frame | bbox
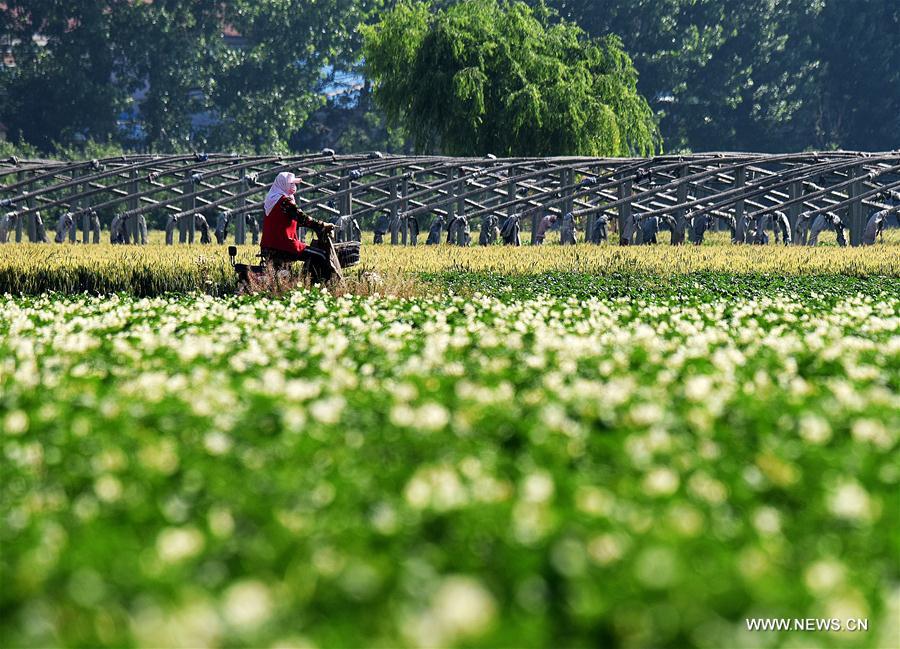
[1,151,898,247]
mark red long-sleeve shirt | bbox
[260,195,322,254]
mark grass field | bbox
[1,237,898,648]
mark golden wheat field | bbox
[0,230,898,295]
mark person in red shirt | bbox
[260,171,335,281]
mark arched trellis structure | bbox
[1,151,899,247]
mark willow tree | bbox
[361,0,660,156]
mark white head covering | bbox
[264,172,297,216]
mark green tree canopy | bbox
[546,0,900,152]
[361,0,660,156]
[116,0,226,153]
[0,0,392,155]
[205,0,388,153]
[4,0,894,156]
[0,0,131,150]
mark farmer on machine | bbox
[260,172,338,282]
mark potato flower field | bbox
[1,240,899,648]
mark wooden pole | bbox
[338,174,352,242]
[402,175,412,245]
[618,177,632,245]
[506,168,516,221]
[674,165,688,244]
[127,169,139,243]
[25,174,37,242]
[67,169,78,242]
[348,174,355,220]
[188,177,196,244]
[788,179,801,244]
[81,171,90,244]
[446,168,456,222]
[235,169,247,245]
[585,167,596,242]
[180,175,194,244]
[564,168,574,215]
[848,165,864,246]
[389,169,399,245]
[733,166,746,243]
[16,171,34,242]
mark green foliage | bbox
[430,270,900,304]
[0,137,127,162]
[362,0,660,156]
[49,139,128,161]
[547,0,900,152]
[0,0,390,155]
[813,0,900,150]
[293,83,413,155]
[203,0,391,153]
[0,1,131,150]
[1,286,898,647]
[114,1,226,153]
[1,0,896,155]
[0,139,41,161]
